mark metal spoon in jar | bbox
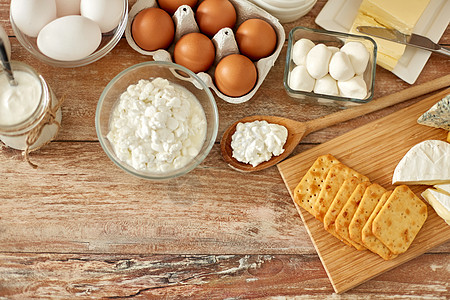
[0,38,17,86]
[221,74,450,172]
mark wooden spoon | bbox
[221,74,450,172]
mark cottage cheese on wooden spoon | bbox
[231,120,288,167]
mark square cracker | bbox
[313,163,367,222]
[349,183,387,246]
[373,185,428,255]
[293,154,340,215]
[335,181,372,250]
[362,190,397,260]
[324,176,368,231]
[324,176,369,249]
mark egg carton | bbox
[125,0,285,104]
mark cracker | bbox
[335,181,372,250]
[349,183,386,246]
[324,176,369,231]
[293,154,340,215]
[313,163,367,222]
[362,190,397,260]
[373,185,428,254]
[327,228,352,246]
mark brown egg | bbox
[132,8,174,51]
[214,54,257,97]
[174,33,215,73]
[236,18,277,61]
[196,0,236,37]
[157,0,198,15]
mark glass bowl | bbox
[95,61,219,180]
[10,0,128,68]
[284,26,377,107]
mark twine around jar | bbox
[23,96,65,168]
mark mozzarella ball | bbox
[338,75,367,99]
[314,74,338,96]
[328,46,339,54]
[292,38,314,65]
[289,65,315,92]
[329,51,355,81]
[306,44,332,79]
[341,41,370,75]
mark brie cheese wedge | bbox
[392,140,450,185]
[422,188,450,225]
[435,184,450,196]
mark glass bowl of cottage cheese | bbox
[95,61,219,180]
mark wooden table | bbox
[1,0,449,298]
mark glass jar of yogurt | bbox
[0,61,62,152]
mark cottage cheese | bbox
[107,77,206,173]
[231,120,288,167]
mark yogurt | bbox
[107,77,207,173]
[0,61,62,151]
[0,70,41,126]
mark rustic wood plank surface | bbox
[0,0,449,298]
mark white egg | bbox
[10,0,57,37]
[0,25,11,59]
[55,0,81,17]
[37,15,101,61]
[80,0,124,33]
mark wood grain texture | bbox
[0,253,448,299]
[0,142,312,254]
[278,90,450,293]
[0,0,449,298]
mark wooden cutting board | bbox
[277,88,450,294]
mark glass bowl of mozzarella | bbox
[9,0,128,68]
[95,61,219,180]
[284,26,377,107]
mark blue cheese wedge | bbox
[417,94,450,131]
[392,140,450,185]
[422,188,450,225]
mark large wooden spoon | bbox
[221,75,450,172]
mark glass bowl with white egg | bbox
[9,0,128,68]
[284,26,377,107]
[95,61,219,180]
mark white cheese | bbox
[435,184,450,196]
[231,120,288,167]
[392,140,450,185]
[421,188,450,225]
[107,78,206,173]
